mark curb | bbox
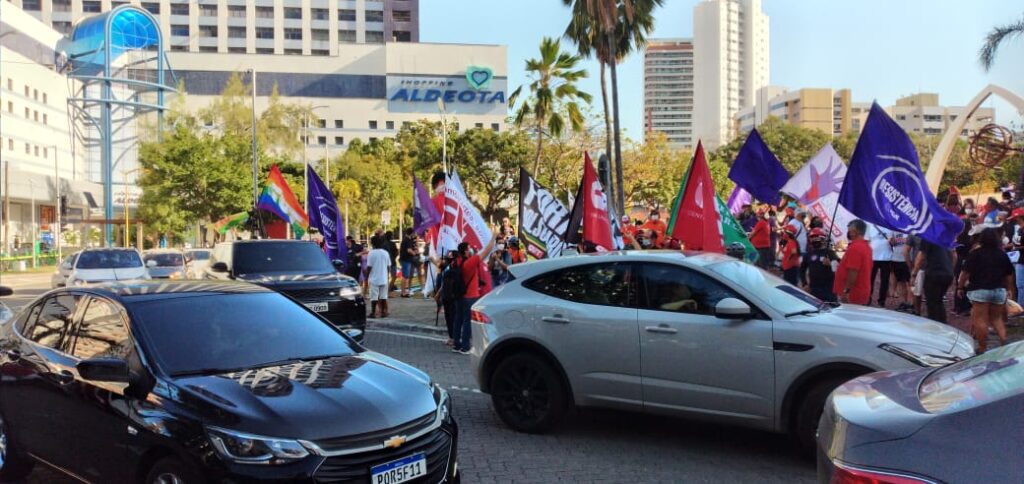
[368,318,448,336]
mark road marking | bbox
[366,329,448,342]
[448,385,482,394]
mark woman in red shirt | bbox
[781,225,801,284]
[750,208,772,269]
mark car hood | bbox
[73,267,147,281]
[805,304,968,354]
[235,272,351,286]
[173,352,437,441]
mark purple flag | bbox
[306,165,347,263]
[726,186,752,216]
[412,175,442,235]
[728,128,789,205]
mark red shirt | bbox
[750,219,771,248]
[833,239,873,305]
[782,240,800,270]
[461,254,482,299]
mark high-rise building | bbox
[693,0,769,149]
[642,39,694,149]
[734,86,852,137]
[11,0,420,55]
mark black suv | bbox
[0,281,457,483]
[204,240,365,337]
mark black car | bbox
[204,240,366,337]
[818,341,1024,483]
[0,281,457,483]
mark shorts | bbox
[967,288,1007,304]
[911,271,925,297]
[892,262,911,282]
[369,284,389,300]
[401,260,420,278]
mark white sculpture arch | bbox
[924,84,1024,192]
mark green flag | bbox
[666,158,694,235]
[715,194,758,263]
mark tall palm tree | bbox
[980,16,1024,71]
[562,0,662,211]
[509,37,593,173]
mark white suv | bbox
[64,248,150,286]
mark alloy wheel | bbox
[495,363,551,426]
[153,473,184,484]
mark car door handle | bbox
[5,349,20,361]
[541,316,571,324]
[645,324,678,334]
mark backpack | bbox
[440,262,467,302]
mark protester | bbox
[500,217,515,237]
[788,211,808,284]
[384,230,399,292]
[867,224,895,308]
[958,227,1015,352]
[945,189,962,215]
[640,210,667,245]
[913,236,956,324]
[750,208,772,269]
[804,228,839,302]
[739,204,757,232]
[507,237,527,264]
[768,208,780,265]
[983,197,1001,224]
[452,238,495,354]
[621,215,638,242]
[435,250,459,347]
[834,219,873,305]
[365,236,392,318]
[781,225,801,285]
[889,231,912,311]
[344,236,363,280]
[489,236,513,286]
[399,228,421,297]
[906,235,924,315]
[952,221,974,315]
[961,198,976,218]
[1011,208,1024,305]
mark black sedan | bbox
[0,281,457,483]
[818,342,1024,483]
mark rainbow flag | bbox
[257,164,309,237]
[214,211,249,234]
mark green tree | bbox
[622,132,689,209]
[452,128,532,218]
[509,37,592,172]
[711,117,833,174]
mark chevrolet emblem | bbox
[383,435,407,449]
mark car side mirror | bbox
[344,328,364,341]
[61,262,72,270]
[76,358,129,383]
[146,260,158,268]
[210,262,229,273]
[0,286,12,297]
[715,298,752,320]
[332,259,346,272]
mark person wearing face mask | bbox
[834,219,873,305]
[451,237,495,354]
[489,237,513,286]
[750,207,772,269]
[640,210,667,247]
[960,198,976,219]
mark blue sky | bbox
[422,0,1024,140]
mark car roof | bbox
[218,239,316,245]
[62,280,271,304]
[143,249,184,254]
[79,247,139,252]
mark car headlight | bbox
[73,279,88,286]
[879,343,961,368]
[433,384,452,423]
[206,426,309,465]
[169,271,184,279]
[338,285,362,298]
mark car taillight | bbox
[832,461,932,484]
[471,310,491,324]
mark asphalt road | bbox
[1,272,815,483]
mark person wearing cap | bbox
[804,228,840,302]
[507,236,526,264]
[787,211,809,284]
[750,207,772,269]
[781,225,801,285]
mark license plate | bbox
[370,452,427,484]
[305,302,329,312]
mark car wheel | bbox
[794,375,852,456]
[145,457,204,484]
[490,353,567,433]
[0,414,35,482]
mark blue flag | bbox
[728,128,789,205]
[838,103,963,248]
[306,165,348,263]
[412,175,442,235]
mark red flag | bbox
[670,142,723,252]
[581,153,615,251]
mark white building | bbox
[693,0,769,149]
[9,0,420,52]
[1,2,102,255]
[888,93,995,137]
[642,38,694,149]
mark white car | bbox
[64,248,150,286]
[50,252,79,288]
[185,248,212,279]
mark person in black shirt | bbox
[399,228,421,297]
[384,231,399,293]
[344,236,363,281]
[912,237,956,324]
[957,227,1015,352]
[803,228,839,302]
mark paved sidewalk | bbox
[369,292,449,336]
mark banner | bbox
[728,128,789,205]
[838,103,963,248]
[726,186,752,216]
[781,143,855,243]
[439,170,493,255]
[412,175,442,236]
[518,168,570,259]
[306,165,347,262]
[715,194,758,263]
[669,142,723,252]
[257,164,309,237]
[581,153,615,251]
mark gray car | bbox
[142,249,188,279]
[470,251,974,451]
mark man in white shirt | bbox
[867,223,895,308]
[365,236,393,318]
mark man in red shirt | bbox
[750,208,772,269]
[781,225,801,285]
[639,210,668,247]
[834,219,874,305]
[452,237,495,354]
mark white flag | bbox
[781,144,856,243]
[438,170,493,256]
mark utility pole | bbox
[250,69,259,211]
[54,146,61,261]
[28,179,36,268]
[303,112,309,221]
[3,162,9,257]
[437,99,448,173]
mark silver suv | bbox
[470,251,974,451]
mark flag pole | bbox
[825,196,842,251]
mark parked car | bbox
[0,286,12,325]
[470,251,974,451]
[0,281,457,483]
[142,249,188,279]
[50,252,79,288]
[64,248,149,286]
[184,248,212,278]
[818,341,1024,483]
[204,240,366,337]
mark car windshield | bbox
[76,250,143,269]
[918,341,1024,414]
[705,259,821,315]
[187,250,211,261]
[144,253,184,267]
[233,242,334,275]
[131,293,356,376]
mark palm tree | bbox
[509,37,593,173]
[562,0,662,211]
[980,16,1024,71]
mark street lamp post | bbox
[27,179,37,268]
[437,99,448,173]
[53,145,61,262]
[304,105,329,229]
[123,167,143,248]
